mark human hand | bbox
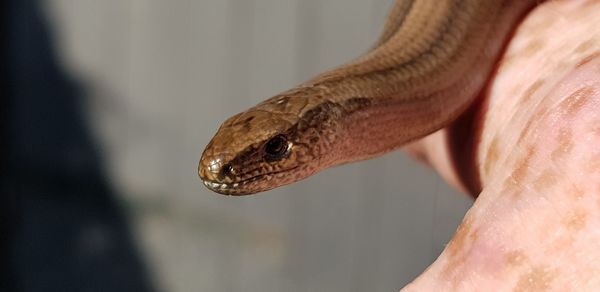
[404,1,600,290]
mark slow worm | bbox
[199,0,539,195]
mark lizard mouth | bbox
[202,180,242,194]
[201,166,299,195]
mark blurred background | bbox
[3,0,473,291]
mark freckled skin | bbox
[516,108,546,145]
[576,51,600,68]
[514,266,556,292]
[404,2,600,290]
[532,169,558,192]
[570,188,584,199]
[520,38,545,58]
[446,217,474,257]
[585,155,600,173]
[564,209,588,232]
[574,39,597,54]
[440,216,480,286]
[519,9,555,35]
[483,137,499,177]
[505,250,528,267]
[497,53,517,71]
[558,87,595,118]
[520,79,545,104]
[539,205,590,256]
[508,146,536,187]
[550,128,574,162]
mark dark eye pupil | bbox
[265,135,288,157]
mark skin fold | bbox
[404,1,600,290]
[199,0,538,195]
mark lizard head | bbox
[199,87,345,195]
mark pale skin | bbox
[403,1,600,290]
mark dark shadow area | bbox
[1,0,157,291]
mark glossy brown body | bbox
[199,0,539,195]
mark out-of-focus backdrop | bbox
[5,0,472,291]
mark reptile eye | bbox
[264,135,289,160]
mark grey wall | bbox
[43,0,472,291]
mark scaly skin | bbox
[199,0,538,195]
